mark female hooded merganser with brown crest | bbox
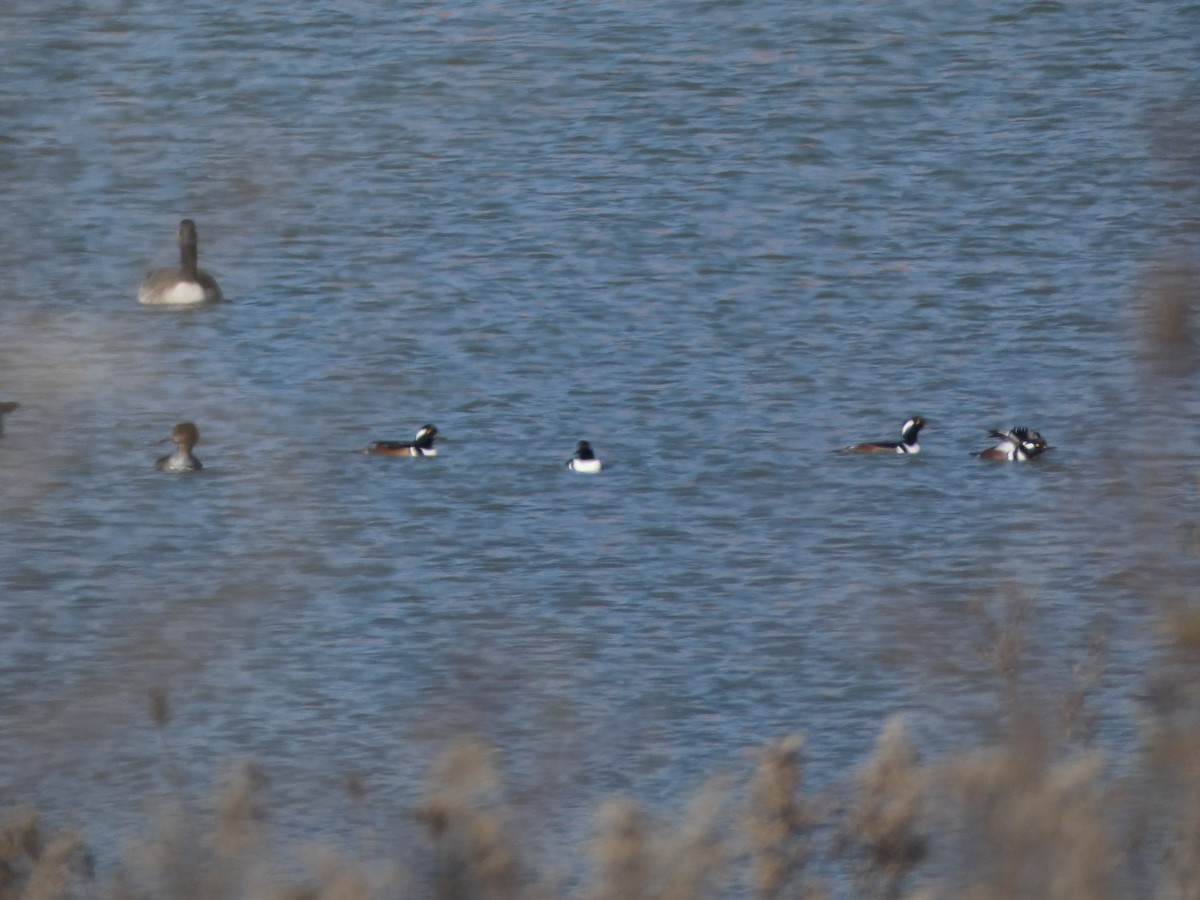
[361,424,438,457]
[138,219,223,305]
[838,417,925,454]
[0,402,18,436]
[975,427,1051,461]
[567,440,602,473]
[155,422,203,472]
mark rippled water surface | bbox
[1,0,1199,873]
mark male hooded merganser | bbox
[362,424,439,457]
[155,422,203,472]
[138,219,223,305]
[975,427,1051,461]
[838,417,925,454]
[0,401,18,435]
[567,440,602,473]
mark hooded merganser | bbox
[567,440,602,473]
[155,422,203,472]
[362,424,439,457]
[0,401,18,435]
[838,416,925,454]
[975,427,1051,461]
[138,219,223,305]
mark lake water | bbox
[1,0,1198,883]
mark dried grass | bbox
[742,735,816,899]
[842,717,926,900]
[414,740,522,900]
[586,799,651,900]
[932,742,1114,900]
[5,665,1200,900]
[584,778,728,900]
[6,555,1197,900]
[0,810,90,900]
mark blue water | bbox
[1,0,1198,878]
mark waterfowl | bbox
[138,219,223,305]
[838,417,925,454]
[567,440,602,473]
[155,422,203,472]
[975,427,1051,461]
[362,424,439,457]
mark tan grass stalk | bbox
[843,717,926,899]
[215,761,268,859]
[657,778,729,900]
[584,779,729,900]
[414,741,521,900]
[0,808,42,898]
[1158,782,1200,900]
[0,810,91,900]
[272,845,406,900]
[935,743,1114,900]
[587,798,651,900]
[742,734,813,899]
[22,828,90,900]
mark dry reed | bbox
[842,718,925,900]
[584,778,728,900]
[0,810,91,900]
[413,740,522,900]
[741,735,821,900]
[3,643,1200,900]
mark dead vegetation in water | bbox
[4,486,1200,900]
[4,617,1199,900]
[5,536,1200,900]
[0,809,90,900]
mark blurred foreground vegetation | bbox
[3,626,1200,900]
